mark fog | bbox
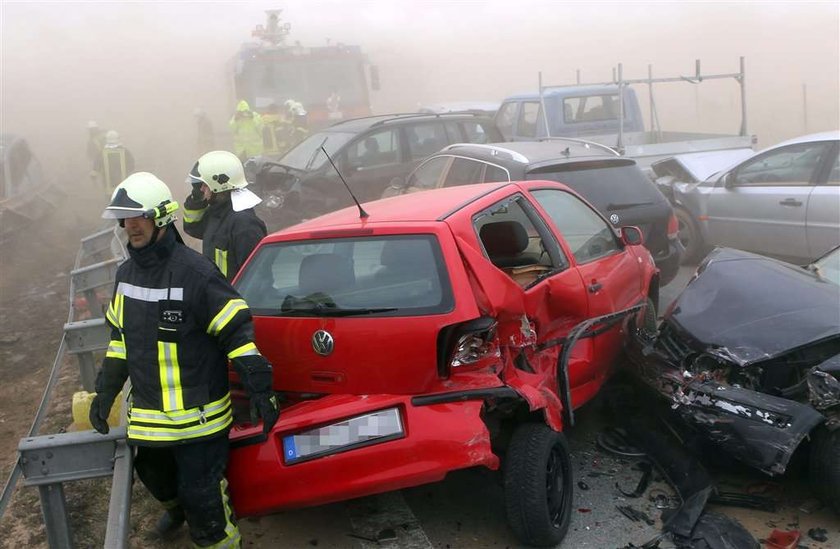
[1,0,838,194]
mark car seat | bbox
[479,221,535,269]
[376,240,435,282]
[298,253,355,296]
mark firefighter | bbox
[260,103,285,155]
[95,130,135,192]
[90,172,279,546]
[228,100,263,162]
[280,100,309,152]
[86,120,106,178]
[194,108,215,155]
[182,150,267,281]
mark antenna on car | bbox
[320,145,369,219]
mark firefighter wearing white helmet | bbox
[96,130,135,192]
[95,171,278,546]
[182,150,267,281]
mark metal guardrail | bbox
[0,222,132,548]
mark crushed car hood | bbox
[667,248,840,366]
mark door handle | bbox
[779,198,803,207]
[588,281,602,293]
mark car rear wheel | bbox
[675,207,706,265]
[809,425,840,513]
[504,423,573,547]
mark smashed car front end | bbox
[627,248,840,475]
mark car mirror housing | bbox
[723,172,736,189]
[621,226,644,247]
[390,176,408,189]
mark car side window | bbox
[495,102,518,139]
[460,121,490,144]
[473,195,567,288]
[530,189,620,264]
[517,102,541,138]
[826,152,839,185]
[407,156,450,189]
[406,122,449,160]
[732,142,831,186]
[348,129,400,169]
[443,158,484,187]
[483,164,510,183]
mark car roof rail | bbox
[537,136,621,157]
[442,143,530,164]
[328,113,428,127]
[370,111,488,127]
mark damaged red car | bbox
[226,180,658,546]
[627,246,840,513]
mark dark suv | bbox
[246,113,503,230]
[385,140,682,285]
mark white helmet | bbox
[188,150,248,193]
[102,172,179,227]
[105,130,121,147]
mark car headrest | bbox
[299,253,355,295]
[379,239,435,276]
[479,221,529,258]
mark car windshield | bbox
[277,131,356,171]
[811,247,840,285]
[235,235,454,316]
[526,160,665,212]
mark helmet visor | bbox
[102,206,145,220]
[187,161,206,186]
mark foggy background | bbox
[1,0,838,195]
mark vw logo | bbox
[609,213,620,225]
[312,330,334,356]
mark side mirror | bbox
[621,226,644,247]
[723,172,736,189]
[389,176,407,190]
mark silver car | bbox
[653,131,840,264]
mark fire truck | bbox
[231,10,379,128]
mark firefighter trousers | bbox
[134,435,241,547]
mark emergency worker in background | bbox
[90,172,279,546]
[195,108,215,155]
[86,120,106,177]
[260,102,285,155]
[228,100,263,162]
[182,151,267,281]
[95,130,135,192]
[281,99,309,150]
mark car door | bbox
[706,141,834,260]
[344,127,405,202]
[494,101,518,141]
[806,144,840,259]
[528,187,643,381]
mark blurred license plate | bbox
[282,407,403,464]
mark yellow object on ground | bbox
[72,390,124,430]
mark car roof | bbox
[767,130,840,150]
[325,112,495,133]
[438,140,623,169]
[504,85,624,101]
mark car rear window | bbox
[526,160,665,211]
[235,235,454,317]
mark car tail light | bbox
[667,212,679,239]
[437,316,500,378]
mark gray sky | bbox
[1,1,838,184]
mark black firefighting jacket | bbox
[182,194,266,281]
[98,227,272,446]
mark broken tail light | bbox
[437,316,501,378]
[667,212,679,239]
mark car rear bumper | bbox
[655,237,683,286]
[226,393,498,517]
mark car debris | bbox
[616,462,653,498]
[616,505,656,526]
[627,246,840,512]
[807,527,829,543]
[763,529,800,549]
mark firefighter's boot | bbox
[154,506,186,539]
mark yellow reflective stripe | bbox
[107,293,124,329]
[157,341,184,412]
[128,410,232,442]
[106,339,126,359]
[206,478,242,549]
[228,342,259,359]
[183,207,206,224]
[214,248,228,278]
[207,299,248,336]
[131,393,231,425]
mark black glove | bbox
[250,392,279,434]
[90,391,117,434]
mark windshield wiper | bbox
[606,201,654,211]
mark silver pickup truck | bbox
[496,58,756,172]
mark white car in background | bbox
[652,131,840,264]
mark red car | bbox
[227,180,658,546]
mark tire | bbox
[675,207,706,265]
[504,423,573,547]
[809,425,840,514]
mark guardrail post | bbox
[39,484,73,548]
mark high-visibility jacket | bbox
[182,195,266,281]
[229,111,264,159]
[99,227,271,446]
[261,114,285,155]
